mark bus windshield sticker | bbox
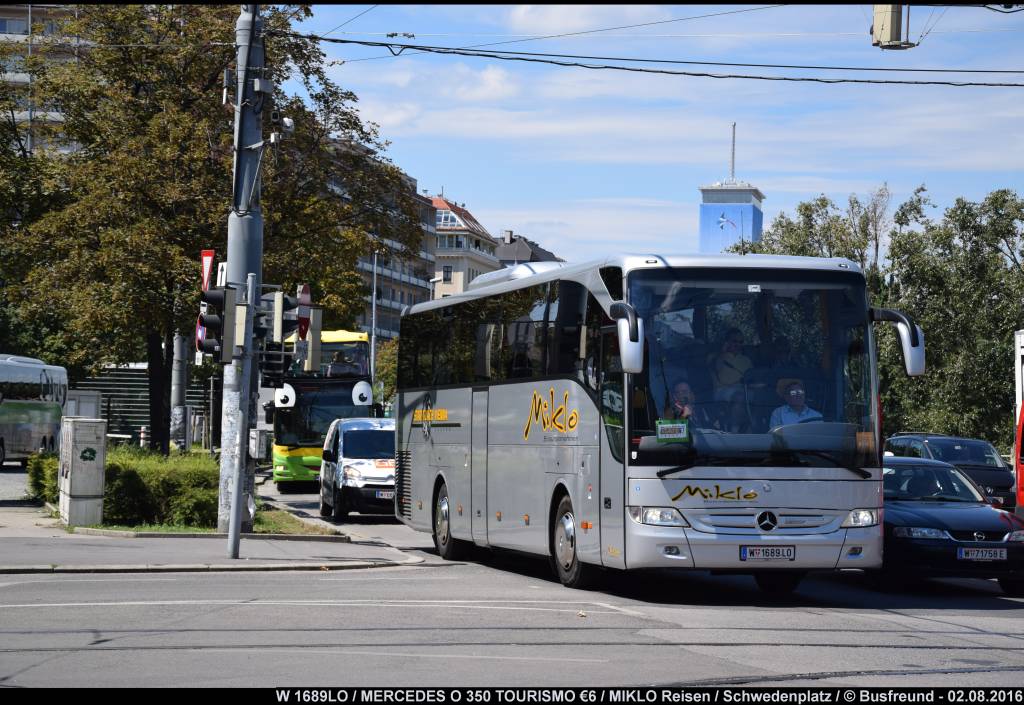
[655,419,690,444]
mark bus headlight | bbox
[627,506,690,527]
[841,509,879,528]
[342,465,363,487]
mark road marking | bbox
[318,576,461,582]
[294,648,607,663]
[0,599,642,616]
[0,578,178,589]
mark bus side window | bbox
[547,280,587,377]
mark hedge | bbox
[27,446,220,528]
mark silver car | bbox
[318,417,396,521]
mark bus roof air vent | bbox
[466,262,566,291]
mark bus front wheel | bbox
[433,483,469,560]
[550,495,598,589]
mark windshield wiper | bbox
[767,449,872,479]
[917,495,971,503]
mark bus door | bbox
[599,324,627,569]
[471,388,488,545]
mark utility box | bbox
[249,428,270,461]
[58,417,108,527]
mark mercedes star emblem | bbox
[756,511,778,532]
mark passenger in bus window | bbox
[663,379,719,430]
[711,328,752,402]
[769,380,822,428]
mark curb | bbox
[71,527,350,542]
[0,554,425,575]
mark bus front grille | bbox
[396,450,412,520]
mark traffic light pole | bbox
[228,273,256,558]
[218,4,265,534]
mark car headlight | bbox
[892,526,947,539]
[841,508,879,528]
[342,465,362,480]
[627,506,690,527]
[1008,530,1024,543]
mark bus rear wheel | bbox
[433,483,469,560]
[551,495,598,589]
[754,572,804,595]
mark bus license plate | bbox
[957,547,1006,561]
[740,546,796,562]
[376,490,395,500]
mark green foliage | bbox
[29,446,220,526]
[374,337,398,405]
[26,453,59,504]
[1,5,427,449]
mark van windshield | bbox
[343,430,394,460]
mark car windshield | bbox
[625,267,877,469]
[342,430,394,460]
[883,464,985,502]
[925,438,1007,468]
[274,382,367,447]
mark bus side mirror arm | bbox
[611,302,644,374]
[870,307,925,376]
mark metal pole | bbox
[218,4,265,533]
[371,249,378,382]
[228,273,256,558]
[170,333,188,448]
[730,122,736,181]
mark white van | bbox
[318,417,396,521]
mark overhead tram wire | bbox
[336,4,789,64]
[320,4,379,39]
[267,32,1024,84]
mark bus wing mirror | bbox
[611,302,644,374]
[870,307,925,376]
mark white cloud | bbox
[474,201,701,261]
[504,5,671,35]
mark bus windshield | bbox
[626,267,877,469]
[274,381,369,448]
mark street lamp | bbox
[429,275,442,301]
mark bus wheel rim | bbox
[436,493,450,547]
[556,511,577,570]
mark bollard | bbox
[139,425,148,448]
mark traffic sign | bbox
[201,249,215,291]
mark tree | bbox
[3,5,425,453]
[373,337,398,407]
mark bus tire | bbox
[318,479,332,517]
[754,572,804,595]
[332,488,349,522]
[433,482,469,560]
[551,494,598,589]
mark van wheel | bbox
[318,479,332,517]
[332,488,349,522]
[754,572,804,594]
[551,495,598,589]
[433,483,469,560]
[0,441,5,466]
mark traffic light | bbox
[272,291,300,343]
[258,340,292,383]
[304,307,322,373]
[199,286,237,363]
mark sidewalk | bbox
[0,505,423,574]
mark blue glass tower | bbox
[698,124,765,253]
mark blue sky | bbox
[288,5,1024,260]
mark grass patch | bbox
[93,523,218,534]
[253,509,336,536]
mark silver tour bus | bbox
[395,255,925,592]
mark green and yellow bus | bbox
[271,330,374,489]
